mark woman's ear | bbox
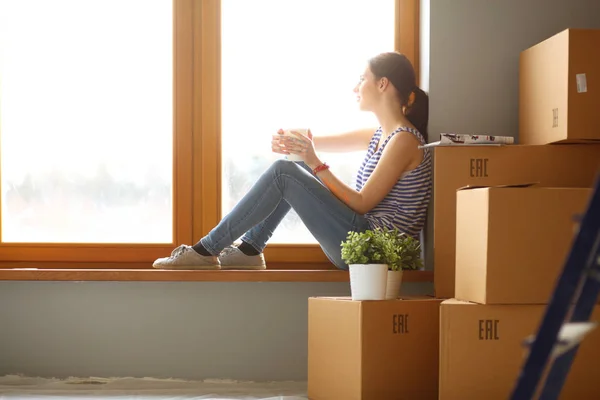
[378,77,390,92]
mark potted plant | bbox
[340,227,423,300]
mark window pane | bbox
[0,0,173,243]
[221,0,395,244]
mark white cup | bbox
[281,128,309,162]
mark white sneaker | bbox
[218,245,266,270]
[152,245,221,270]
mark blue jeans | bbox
[200,159,371,270]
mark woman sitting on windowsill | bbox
[152,51,432,271]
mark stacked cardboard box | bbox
[438,28,600,399]
[434,28,600,299]
[519,28,600,145]
[307,296,442,400]
[439,300,600,399]
[439,185,600,399]
[433,144,600,299]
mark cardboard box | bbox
[455,185,591,304]
[519,28,600,144]
[308,296,442,400]
[433,144,600,299]
[440,299,600,399]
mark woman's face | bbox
[353,66,380,112]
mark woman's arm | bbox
[312,127,377,153]
[279,130,422,215]
[350,133,423,213]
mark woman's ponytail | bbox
[405,87,429,143]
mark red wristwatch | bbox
[312,162,330,175]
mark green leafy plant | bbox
[340,227,424,271]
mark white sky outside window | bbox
[0,0,173,243]
[221,0,395,243]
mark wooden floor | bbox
[0,375,308,399]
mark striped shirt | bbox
[355,126,432,238]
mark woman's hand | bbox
[271,129,288,155]
[271,129,318,164]
[272,129,320,167]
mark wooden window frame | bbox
[0,0,195,265]
[0,0,430,283]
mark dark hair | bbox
[368,52,429,142]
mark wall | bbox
[0,281,431,381]
[427,0,600,142]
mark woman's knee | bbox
[271,159,302,175]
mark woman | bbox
[153,51,432,270]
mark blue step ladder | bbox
[510,171,600,400]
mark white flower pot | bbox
[349,264,388,301]
[385,270,404,300]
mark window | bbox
[0,0,422,277]
[0,0,173,244]
[0,0,194,263]
[213,0,421,266]
[221,0,395,245]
